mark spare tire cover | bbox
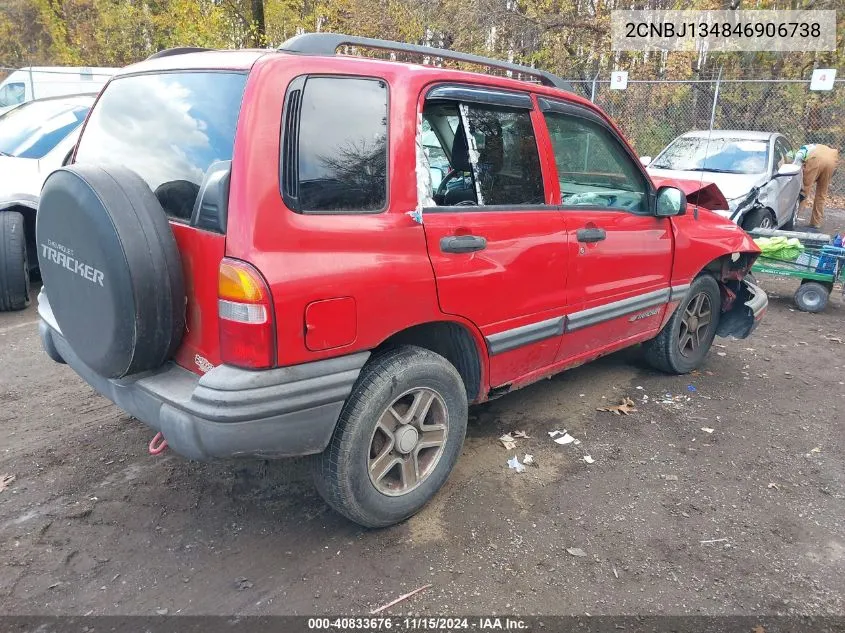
[37,164,185,378]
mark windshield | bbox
[75,71,247,221]
[651,136,769,174]
[0,98,91,159]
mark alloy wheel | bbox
[368,387,449,496]
[679,292,713,358]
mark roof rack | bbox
[146,47,212,61]
[278,33,572,92]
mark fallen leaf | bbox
[752,625,766,633]
[566,547,588,557]
[499,434,516,450]
[701,427,714,434]
[0,474,15,493]
[512,430,531,439]
[597,397,637,415]
[523,454,536,466]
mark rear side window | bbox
[75,72,247,221]
[283,76,388,213]
[464,104,544,206]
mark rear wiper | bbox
[0,151,11,157]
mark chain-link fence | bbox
[2,64,842,193]
[569,77,845,195]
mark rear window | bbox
[75,71,247,221]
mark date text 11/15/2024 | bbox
[307,617,528,630]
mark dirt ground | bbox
[1,211,844,617]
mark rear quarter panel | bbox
[225,56,474,369]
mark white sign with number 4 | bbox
[611,71,628,90]
[810,69,836,91]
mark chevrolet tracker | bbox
[36,34,767,527]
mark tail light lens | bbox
[218,258,275,369]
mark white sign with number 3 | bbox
[611,71,628,90]
[810,68,836,91]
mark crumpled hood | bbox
[649,174,731,211]
[0,156,43,201]
[648,168,766,206]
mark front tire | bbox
[644,275,721,374]
[313,345,468,528]
[742,207,775,231]
[0,211,31,312]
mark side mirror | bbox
[775,163,800,177]
[639,156,652,167]
[655,186,687,217]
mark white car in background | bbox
[0,66,116,116]
[0,94,95,311]
[641,130,802,231]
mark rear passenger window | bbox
[422,101,544,207]
[285,77,388,213]
[465,105,544,205]
[544,113,647,212]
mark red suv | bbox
[36,34,766,527]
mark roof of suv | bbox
[118,35,578,101]
[117,49,268,75]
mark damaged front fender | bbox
[716,279,768,339]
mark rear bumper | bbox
[38,291,369,460]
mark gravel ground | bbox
[0,210,843,617]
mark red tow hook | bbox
[149,432,168,455]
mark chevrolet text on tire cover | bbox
[36,35,768,528]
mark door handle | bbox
[440,235,487,254]
[576,228,606,243]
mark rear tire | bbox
[742,207,775,231]
[0,211,31,312]
[313,345,468,528]
[794,281,829,313]
[643,275,721,374]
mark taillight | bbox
[218,258,275,369]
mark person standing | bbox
[793,144,840,229]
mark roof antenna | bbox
[698,65,723,219]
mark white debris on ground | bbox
[507,455,526,473]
